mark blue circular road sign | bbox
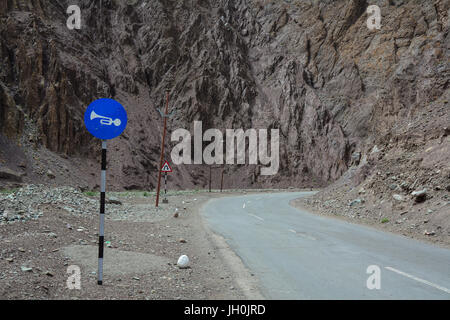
[84,98,127,140]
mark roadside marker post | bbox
[220,164,224,192]
[161,160,172,204]
[209,165,224,193]
[84,98,127,285]
[209,166,212,192]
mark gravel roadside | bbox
[0,186,264,299]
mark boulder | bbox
[0,167,23,182]
[106,196,122,205]
[411,189,427,203]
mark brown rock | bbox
[0,167,23,182]
[0,0,447,195]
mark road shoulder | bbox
[290,193,450,249]
[197,196,265,299]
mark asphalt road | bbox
[202,192,450,299]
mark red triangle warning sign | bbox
[161,160,172,173]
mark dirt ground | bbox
[0,190,263,300]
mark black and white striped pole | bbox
[98,140,107,285]
[84,98,127,286]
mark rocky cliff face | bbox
[0,0,448,191]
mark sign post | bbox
[161,160,172,204]
[156,91,170,208]
[164,172,167,203]
[84,98,127,285]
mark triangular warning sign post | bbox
[161,160,172,173]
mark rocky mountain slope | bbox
[0,0,449,196]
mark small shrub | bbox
[0,188,18,194]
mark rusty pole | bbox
[155,90,170,207]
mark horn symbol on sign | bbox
[90,111,121,127]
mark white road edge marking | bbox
[289,229,296,233]
[243,203,246,209]
[249,214,264,221]
[385,266,450,294]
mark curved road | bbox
[202,192,450,299]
